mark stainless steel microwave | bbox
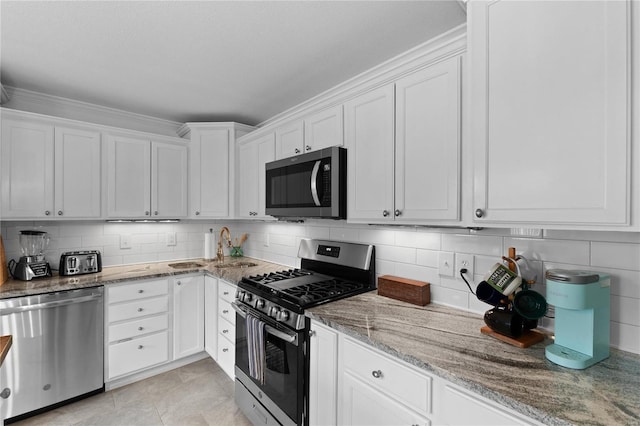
[265,146,346,219]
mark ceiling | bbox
[1,1,466,126]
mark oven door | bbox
[233,303,307,426]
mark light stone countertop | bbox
[0,257,287,299]
[306,291,640,426]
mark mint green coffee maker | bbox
[545,270,610,369]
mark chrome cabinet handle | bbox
[145,211,150,216]
[58,210,63,216]
[305,145,312,151]
[177,281,181,286]
[137,308,143,312]
[0,388,11,399]
[394,209,401,217]
[222,329,229,334]
[195,211,200,215]
[45,210,51,216]
[294,148,300,154]
[138,327,144,331]
[154,211,158,215]
[138,289,144,294]
[308,330,316,337]
[382,210,389,217]
[138,345,144,350]
[371,370,383,379]
[222,309,229,314]
[475,208,484,218]
[223,291,229,296]
[222,348,229,352]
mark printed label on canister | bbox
[485,263,521,295]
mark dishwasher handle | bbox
[0,292,103,315]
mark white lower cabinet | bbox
[105,279,170,380]
[204,275,219,358]
[172,275,205,359]
[217,280,237,379]
[309,319,540,426]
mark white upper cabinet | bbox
[54,126,102,218]
[346,56,462,224]
[237,132,275,219]
[469,0,632,227]
[187,123,253,218]
[345,85,396,222]
[395,57,461,222]
[1,119,55,218]
[275,120,304,159]
[304,105,344,153]
[106,134,187,218]
[1,118,101,219]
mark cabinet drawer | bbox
[108,296,169,323]
[218,316,235,345]
[108,331,169,379]
[218,298,235,325]
[108,314,169,343]
[342,337,432,415]
[218,280,236,304]
[108,279,168,304]
[217,336,235,380]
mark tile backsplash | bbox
[2,219,639,355]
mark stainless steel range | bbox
[232,239,375,426]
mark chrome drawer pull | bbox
[222,329,228,334]
[222,348,229,352]
[222,309,229,314]
[138,327,144,331]
[138,308,143,312]
[138,345,144,350]
[372,370,383,379]
[138,289,144,294]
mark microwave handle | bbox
[311,160,322,207]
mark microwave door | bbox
[310,160,322,207]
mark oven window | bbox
[236,314,305,423]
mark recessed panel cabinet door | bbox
[345,85,395,222]
[54,127,101,218]
[395,57,461,222]
[173,275,205,359]
[470,0,631,226]
[275,120,304,159]
[106,135,151,218]
[190,128,231,218]
[237,133,275,219]
[152,141,187,218]
[1,120,54,218]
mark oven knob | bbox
[255,299,265,309]
[277,310,290,322]
[269,306,280,318]
[236,290,243,300]
[243,293,253,303]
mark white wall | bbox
[2,219,639,355]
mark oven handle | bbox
[232,302,299,346]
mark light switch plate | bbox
[120,234,132,249]
[438,252,455,277]
[166,232,177,246]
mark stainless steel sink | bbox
[213,261,258,269]
[168,262,205,269]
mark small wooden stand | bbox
[481,247,545,348]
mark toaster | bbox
[59,250,102,276]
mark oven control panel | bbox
[235,289,306,330]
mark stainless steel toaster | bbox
[59,250,102,276]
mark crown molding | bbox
[1,86,183,137]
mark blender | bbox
[8,230,52,280]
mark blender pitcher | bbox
[20,230,50,261]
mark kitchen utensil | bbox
[545,269,610,369]
[512,289,547,320]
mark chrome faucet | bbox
[217,226,232,264]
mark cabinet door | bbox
[204,275,218,359]
[190,128,231,218]
[340,373,430,426]
[238,133,275,219]
[304,105,344,152]
[309,321,338,426]
[106,135,151,218]
[54,126,102,218]
[1,119,54,218]
[470,0,630,226]
[275,121,304,159]
[173,275,205,359]
[395,57,461,222]
[152,141,187,218]
[345,85,395,222]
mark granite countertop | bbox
[0,257,287,299]
[307,292,640,426]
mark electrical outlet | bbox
[264,233,270,247]
[438,252,455,277]
[166,232,176,246]
[120,234,132,249]
[456,253,474,277]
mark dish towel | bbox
[246,313,266,385]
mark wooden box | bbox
[378,275,430,306]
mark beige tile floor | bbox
[11,358,252,426]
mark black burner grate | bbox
[279,279,367,306]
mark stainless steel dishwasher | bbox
[0,286,104,422]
